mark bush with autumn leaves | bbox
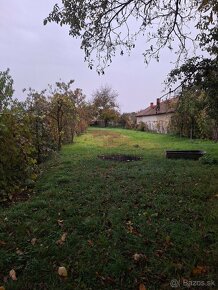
[0,69,91,202]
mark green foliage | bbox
[167,24,218,140]
[0,103,37,201]
[25,89,56,162]
[48,81,90,149]
[168,80,218,140]
[0,72,90,202]
[0,68,14,110]
[91,86,120,127]
[119,112,137,129]
[0,70,37,201]
[169,89,218,139]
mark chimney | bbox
[150,102,154,108]
[156,98,160,110]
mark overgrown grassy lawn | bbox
[0,128,218,290]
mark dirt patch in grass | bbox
[98,154,142,162]
[90,130,130,147]
[91,130,122,138]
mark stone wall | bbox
[136,113,174,133]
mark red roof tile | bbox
[136,97,178,117]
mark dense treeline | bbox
[0,70,91,202]
[169,89,218,140]
[167,25,218,140]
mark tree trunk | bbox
[57,107,63,151]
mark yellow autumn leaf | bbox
[56,232,67,245]
[0,286,6,290]
[9,269,17,281]
[58,266,68,277]
[60,232,67,242]
[31,173,37,180]
[192,265,207,275]
[139,283,147,290]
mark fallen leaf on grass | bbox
[57,219,64,227]
[139,283,147,290]
[31,238,37,245]
[58,266,68,277]
[165,235,173,246]
[192,265,208,275]
[126,222,134,233]
[155,249,164,257]
[9,269,17,281]
[0,286,6,290]
[0,240,6,246]
[16,248,23,255]
[126,220,142,236]
[133,253,147,262]
[96,272,115,285]
[61,232,67,241]
[88,240,94,247]
[56,232,67,246]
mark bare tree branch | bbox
[45,0,217,73]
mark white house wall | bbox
[136,113,174,133]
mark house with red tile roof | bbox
[136,97,178,133]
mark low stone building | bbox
[136,97,178,133]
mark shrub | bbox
[0,72,91,203]
[0,106,37,202]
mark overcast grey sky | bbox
[1,0,188,112]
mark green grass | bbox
[0,128,218,290]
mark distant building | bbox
[136,97,178,133]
